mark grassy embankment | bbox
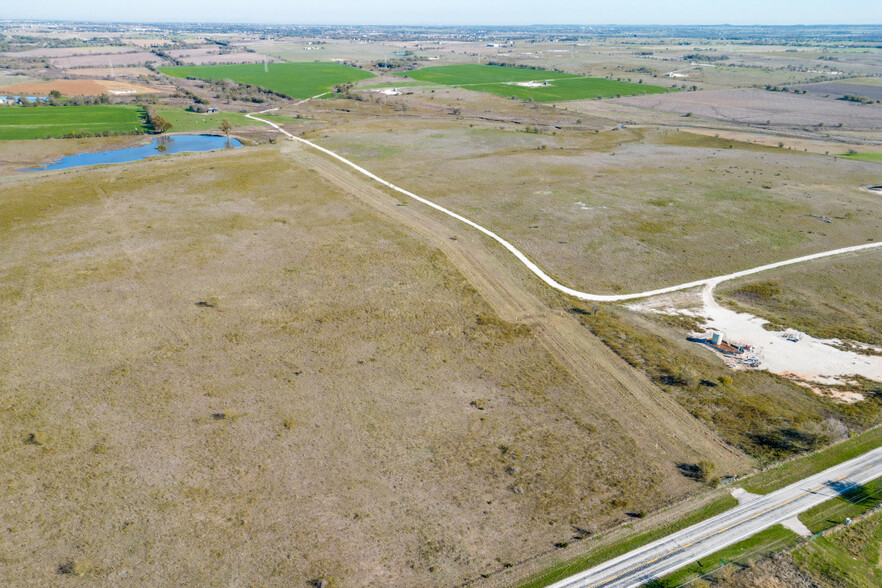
[158,62,375,99]
[743,426,882,494]
[520,426,882,587]
[517,495,738,588]
[799,477,882,534]
[652,526,802,587]
[0,105,148,139]
[572,304,882,464]
[653,474,882,586]
[396,64,668,101]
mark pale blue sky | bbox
[6,0,881,26]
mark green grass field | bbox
[397,64,579,85]
[469,77,669,102]
[0,105,148,140]
[155,108,255,132]
[842,151,882,162]
[158,62,375,99]
[396,64,668,101]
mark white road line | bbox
[549,446,882,587]
[246,108,882,303]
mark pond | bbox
[24,134,242,172]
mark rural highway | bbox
[548,446,882,588]
[247,108,882,302]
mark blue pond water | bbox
[25,134,242,172]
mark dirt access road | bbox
[548,446,882,587]
[248,108,746,480]
[247,110,882,303]
[278,139,744,475]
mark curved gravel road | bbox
[247,108,882,302]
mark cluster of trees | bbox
[143,106,172,133]
[150,49,183,66]
[172,85,210,106]
[332,82,369,102]
[764,85,809,94]
[840,94,880,104]
[6,92,118,108]
[683,53,729,62]
[204,78,283,103]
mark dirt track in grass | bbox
[0,144,749,587]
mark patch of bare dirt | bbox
[1,79,162,96]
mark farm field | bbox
[398,64,580,85]
[52,51,163,68]
[158,62,375,99]
[0,144,738,586]
[0,46,137,59]
[0,79,160,96]
[468,76,668,102]
[166,47,278,65]
[793,82,882,101]
[2,20,882,588]
[611,88,882,129]
[313,122,882,294]
[397,64,667,101]
[0,105,148,140]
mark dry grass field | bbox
[0,144,746,586]
[309,116,882,294]
[166,47,279,65]
[609,89,882,129]
[0,46,138,59]
[0,79,160,96]
[52,52,163,69]
[1,23,880,587]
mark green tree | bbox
[219,119,232,136]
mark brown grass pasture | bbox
[166,47,279,65]
[610,88,882,129]
[70,67,156,78]
[0,46,137,59]
[0,144,746,586]
[0,79,161,96]
[52,52,163,69]
[309,119,882,294]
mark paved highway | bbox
[548,446,882,588]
